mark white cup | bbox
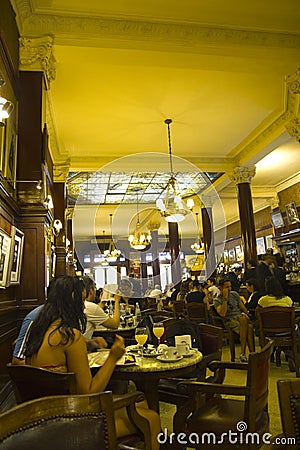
[163,346,178,359]
[177,343,190,356]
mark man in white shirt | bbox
[83,276,121,341]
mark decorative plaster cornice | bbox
[268,195,280,210]
[13,0,300,52]
[19,35,56,83]
[286,68,300,95]
[228,166,256,184]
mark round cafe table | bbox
[89,349,202,412]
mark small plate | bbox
[142,351,158,358]
[182,349,197,358]
[157,355,183,363]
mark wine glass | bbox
[135,327,148,358]
[153,322,164,347]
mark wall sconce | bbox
[0,71,14,125]
[43,194,54,209]
[53,219,63,236]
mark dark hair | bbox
[248,260,258,268]
[265,277,284,299]
[25,276,86,358]
[208,277,216,285]
[192,279,200,288]
[82,275,95,295]
[218,277,231,287]
[245,278,259,291]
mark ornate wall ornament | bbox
[19,35,56,83]
[286,68,300,95]
[285,114,300,141]
[228,166,256,184]
[268,195,280,210]
[147,220,161,232]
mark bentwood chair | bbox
[210,306,236,361]
[0,391,150,450]
[256,306,300,377]
[173,340,273,449]
[186,302,209,324]
[6,364,152,449]
[158,324,224,410]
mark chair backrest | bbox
[198,323,223,356]
[186,302,208,323]
[277,378,300,447]
[244,340,273,430]
[0,392,117,450]
[256,306,296,344]
[173,300,186,316]
[7,363,77,403]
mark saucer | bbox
[182,349,197,357]
[157,355,183,363]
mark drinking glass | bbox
[135,327,148,357]
[153,322,164,347]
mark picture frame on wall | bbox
[8,226,24,285]
[285,202,299,224]
[228,248,235,263]
[256,237,266,255]
[0,125,5,175]
[4,118,18,189]
[0,228,12,288]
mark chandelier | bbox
[128,189,152,250]
[156,119,190,222]
[191,212,205,254]
[104,214,121,262]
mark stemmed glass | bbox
[135,327,148,358]
[153,322,164,348]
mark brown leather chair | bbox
[256,306,300,377]
[7,364,77,404]
[186,302,209,323]
[158,324,224,409]
[6,364,152,449]
[0,391,148,450]
[173,340,273,449]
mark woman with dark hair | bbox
[258,277,293,308]
[241,278,261,320]
[25,275,160,447]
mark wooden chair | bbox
[260,378,300,449]
[210,306,236,361]
[186,302,209,323]
[0,391,150,450]
[7,364,77,404]
[173,300,186,316]
[158,324,224,409]
[6,364,152,449]
[256,306,300,377]
[173,340,273,449]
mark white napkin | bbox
[174,335,192,348]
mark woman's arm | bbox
[66,331,125,394]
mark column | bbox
[148,220,161,288]
[201,197,217,278]
[52,181,67,276]
[229,166,258,265]
[168,222,181,286]
[140,250,148,295]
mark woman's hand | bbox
[110,335,126,361]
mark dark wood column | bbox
[140,249,148,294]
[201,201,216,278]
[150,227,161,288]
[53,182,67,276]
[229,167,258,265]
[168,222,181,286]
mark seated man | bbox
[214,278,254,362]
[83,276,121,341]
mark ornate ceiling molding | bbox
[13,0,300,53]
[285,114,300,141]
[53,161,71,182]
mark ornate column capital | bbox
[285,113,300,141]
[286,67,300,95]
[228,166,256,185]
[147,220,161,232]
[19,35,56,84]
[53,160,70,182]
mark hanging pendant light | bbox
[128,189,152,250]
[191,212,205,254]
[104,214,121,262]
[156,119,190,222]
